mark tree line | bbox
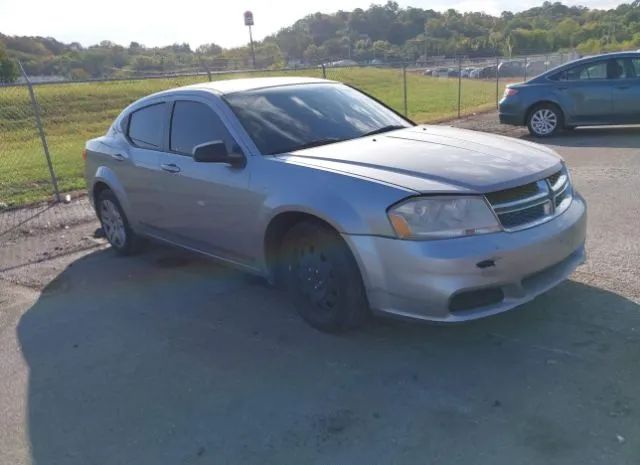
[2,1,640,82]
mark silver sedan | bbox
[85,77,587,332]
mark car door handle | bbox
[557,86,568,91]
[616,85,630,90]
[111,153,125,161]
[160,163,181,173]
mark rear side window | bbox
[170,101,232,155]
[562,61,607,80]
[554,59,634,81]
[128,103,165,149]
[606,59,629,79]
[628,58,640,78]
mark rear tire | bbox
[96,189,140,255]
[281,221,369,332]
[527,103,563,137]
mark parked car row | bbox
[423,60,555,79]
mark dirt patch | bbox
[444,111,528,137]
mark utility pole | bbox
[424,24,428,65]
[244,11,256,69]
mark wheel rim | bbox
[291,240,339,312]
[531,109,558,135]
[100,199,126,248]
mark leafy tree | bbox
[196,43,223,56]
[3,1,640,75]
[0,45,18,83]
[303,44,324,63]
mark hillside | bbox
[1,1,640,80]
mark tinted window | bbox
[606,59,628,79]
[561,61,607,80]
[170,101,230,155]
[627,58,640,78]
[556,59,633,81]
[224,84,410,155]
[128,103,165,149]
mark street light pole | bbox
[424,25,428,65]
[244,11,256,69]
[248,25,256,69]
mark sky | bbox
[0,0,624,49]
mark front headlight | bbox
[387,196,502,240]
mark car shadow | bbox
[17,247,640,464]
[523,126,640,149]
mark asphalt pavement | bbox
[1,116,638,465]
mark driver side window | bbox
[169,101,236,156]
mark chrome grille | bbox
[485,182,541,205]
[547,171,562,188]
[485,168,572,231]
[499,203,547,228]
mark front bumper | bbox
[344,194,587,323]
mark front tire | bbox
[527,103,563,137]
[281,221,369,332]
[96,189,139,255]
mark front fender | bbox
[256,160,413,237]
[249,158,415,272]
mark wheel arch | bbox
[263,210,356,284]
[92,181,111,203]
[525,100,565,126]
[264,211,335,277]
[90,166,132,219]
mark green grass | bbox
[0,68,497,207]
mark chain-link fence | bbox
[0,49,588,272]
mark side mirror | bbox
[193,141,245,168]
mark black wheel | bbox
[527,103,563,137]
[281,221,369,332]
[96,189,139,255]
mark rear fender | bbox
[91,166,132,221]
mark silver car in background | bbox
[85,77,587,332]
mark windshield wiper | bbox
[289,138,342,151]
[359,125,407,137]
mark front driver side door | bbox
[153,97,259,265]
[612,57,640,123]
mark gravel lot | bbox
[1,113,639,465]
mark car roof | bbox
[529,51,640,81]
[181,76,336,95]
[123,76,340,114]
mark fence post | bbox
[402,63,408,117]
[321,64,327,79]
[495,55,500,109]
[18,61,61,203]
[457,56,462,118]
[523,56,528,81]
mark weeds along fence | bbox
[0,52,577,226]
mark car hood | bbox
[278,125,563,193]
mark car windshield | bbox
[223,83,411,155]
